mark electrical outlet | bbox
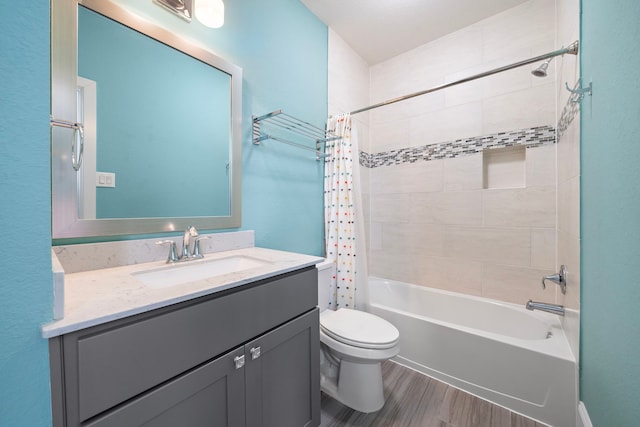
[96,172,116,188]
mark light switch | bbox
[96,172,116,188]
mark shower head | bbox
[531,58,552,77]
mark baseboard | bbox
[577,401,593,427]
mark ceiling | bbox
[300,0,529,64]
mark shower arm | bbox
[348,41,579,116]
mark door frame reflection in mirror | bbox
[51,0,242,239]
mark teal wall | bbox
[79,6,231,218]
[113,0,328,256]
[0,0,326,425]
[0,2,54,426]
[580,0,640,425]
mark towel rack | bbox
[252,110,339,160]
[50,116,85,171]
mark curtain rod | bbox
[349,40,579,116]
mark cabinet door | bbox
[245,309,320,427]
[85,347,246,427]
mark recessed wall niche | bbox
[482,145,526,189]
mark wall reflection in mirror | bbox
[51,0,242,239]
[78,6,230,219]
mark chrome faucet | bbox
[182,226,199,259]
[156,226,203,263]
[526,300,565,316]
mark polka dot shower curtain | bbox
[324,114,368,310]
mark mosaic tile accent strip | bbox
[557,80,581,139]
[360,125,556,168]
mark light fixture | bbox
[154,0,224,28]
[194,0,225,28]
[153,0,193,22]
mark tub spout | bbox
[526,300,565,316]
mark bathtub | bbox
[368,277,577,427]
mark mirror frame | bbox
[51,0,242,239]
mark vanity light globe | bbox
[195,0,224,28]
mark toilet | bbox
[316,260,400,413]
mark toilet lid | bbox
[320,308,399,349]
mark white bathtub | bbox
[368,277,577,427]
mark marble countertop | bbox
[42,247,323,338]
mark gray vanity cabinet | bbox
[245,309,320,427]
[84,346,247,427]
[49,267,320,427]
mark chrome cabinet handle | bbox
[250,346,261,360]
[234,355,245,369]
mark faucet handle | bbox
[541,265,567,294]
[156,240,179,263]
[192,235,211,258]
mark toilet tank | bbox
[316,259,335,311]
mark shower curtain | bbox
[324,114,369,310]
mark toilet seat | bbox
[320,308,399,349]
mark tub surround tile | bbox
[443,68,486,107]
[443,226,531,267]
[556,0,581,369]
[410,191,483,226]
[361,126,555,169]
[381,223,446,259]
[531,228,557,270]
[54,230,255,274]
[481,264,556,305]
[482,186,556,228]
[557,113,580,182]
[444,154,483,191]
[370,160,444,194]
[369,249,415,284]
[558,176,580,239]
[482,83,555,135]
[371,193,412,223]
[413,257,483,297]
[482,145,526,190]
[558,231,581,310]
[346,0,561,309]
[369,222,383,251]
[328,29,369,118]
[370,119,412,152]
[409,102,484,147]
[526,143,557,188]
[557,81,581,139]
[408,26,484,82]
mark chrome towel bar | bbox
[50,116,85,171]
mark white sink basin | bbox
[132,255,272,288]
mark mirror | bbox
[51,0,242,239]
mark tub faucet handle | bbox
[542,265,567,294]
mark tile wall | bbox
[327,0,582,413]
[556,0,581,362]
[364,0,559,305]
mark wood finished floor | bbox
[320,361,547,427]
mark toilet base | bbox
[320,354,385,413]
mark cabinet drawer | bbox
[62,267,317,424]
